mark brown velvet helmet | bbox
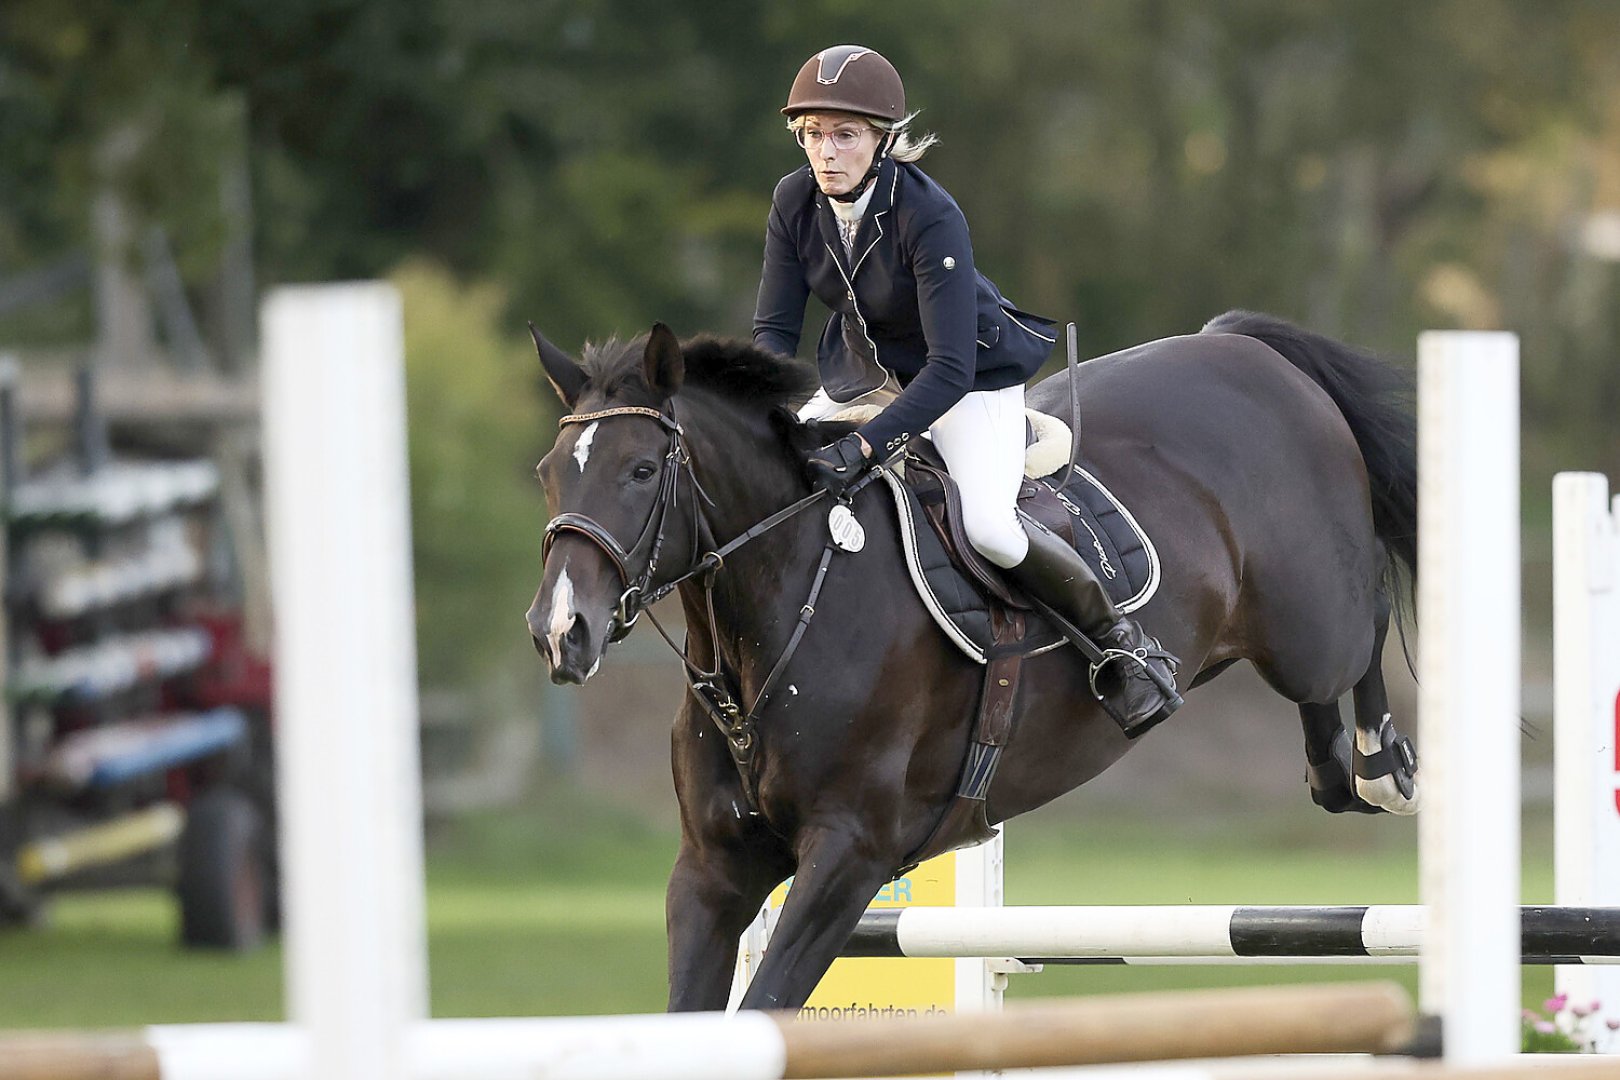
[782,45,906,121]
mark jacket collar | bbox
[814,157,898,280]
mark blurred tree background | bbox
[3,0,1619,755]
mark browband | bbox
[559,406,669,427]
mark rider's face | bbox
[798,112,881,197]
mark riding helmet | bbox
[782,45,906,121]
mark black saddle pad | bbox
[883,454,1161,663]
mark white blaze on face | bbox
[572,421,599,472]
[546,564,576,663]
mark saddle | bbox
[882,427,1161,664]
[848,410,1163,871]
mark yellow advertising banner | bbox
[731,833,1001,1033]
[770,852,960,1020]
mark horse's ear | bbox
[529,322,587,407]
[642,322,684,399]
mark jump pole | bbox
[842,904,1620,964]
[261,283,428,1080]
[1554,472,1620,1020]
[1416,331,1521,1064]
[0,981,1417,1080]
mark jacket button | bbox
[943,257,956,270]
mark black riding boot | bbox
[1008,521,1184,737]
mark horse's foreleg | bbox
[666,838,789,1012]
[1351,594,1420,815]
[736,829,894,1012]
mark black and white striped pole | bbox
[843,904,1620,966]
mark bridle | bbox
[541,405,695,643]
[540,401,853,817]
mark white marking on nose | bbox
[573,421,599,472]
[546,565,576,662]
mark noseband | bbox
[541,405,696,642]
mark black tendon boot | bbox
[1007,521,1184,737]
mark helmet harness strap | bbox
[828,130,895,204]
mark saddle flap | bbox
[906,458,1025,609]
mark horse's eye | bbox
[631,463,658,482]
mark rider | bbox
[752,44,1182,735]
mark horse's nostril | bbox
[564,615,591,652]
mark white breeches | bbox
[798,383,1031,568]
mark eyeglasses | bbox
[794,126,874,152]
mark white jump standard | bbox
[1554,472,1620,1016]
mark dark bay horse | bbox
[524,310,1419,1012]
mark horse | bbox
[524,310,1420,1012]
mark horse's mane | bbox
[579,333,818,413]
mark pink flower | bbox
[1573,1001,1595,1018]
[1522,1009,1540,1022]
[1607,1018,1620,1032]
[1535,1020,1557,1034]
[1545,993,1570,1013]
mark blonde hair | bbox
[786,110,939,162]
[871,111,938,161]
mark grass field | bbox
[0,785,1559,1029]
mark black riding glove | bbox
[804,432,872,500]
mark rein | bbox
[545,403,873,818]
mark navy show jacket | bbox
[752,157,1057,456]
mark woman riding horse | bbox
[754,44,1180,733]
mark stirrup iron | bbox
[1087,636,1183,739]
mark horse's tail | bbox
[1201,310,1419,624]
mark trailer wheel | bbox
[177,788,268,950]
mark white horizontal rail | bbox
[0,982,1417,1080]
[843,905,1620,963]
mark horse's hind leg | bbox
[1349,591,1420,815]
[1299,701,1380,814]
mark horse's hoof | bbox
[1311,781,1386,814]
[1309,779,1356,813]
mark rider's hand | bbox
[804,432,873,499]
